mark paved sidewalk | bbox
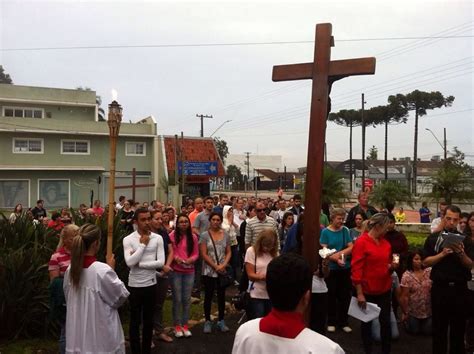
[145,313,431,354]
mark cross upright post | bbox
[272,23,376,270]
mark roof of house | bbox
[163,136,225,177]
[255,168,304,180]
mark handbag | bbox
[209,231,234,288]
[232,250,256,311]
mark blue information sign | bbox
[177,161,218,176]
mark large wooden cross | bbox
[115,168,155,202]
[273,23,376,270]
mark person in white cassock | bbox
[64,223,129,354]
[232,253,345,354]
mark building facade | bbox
[0,84,161,210]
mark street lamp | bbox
[107,100,122,260]
[425,128,447,161]
[210,120,232,137]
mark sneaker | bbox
[203,321,212,334]
[174,325,184,338]
[217,320,229,332]
[182,325,192,338]
[327,326,336,333]
[342,326,352,333]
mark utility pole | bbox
[443,128,447,161]
[196,114,213,137]
[284,165,287,191]
[361,93,366,192]
[174,134,179,188]
[181,132,186,196]
[254,169,258,198]
[244,152,251,192]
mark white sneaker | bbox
[342,326,352,333]
[327,326,336,333]
[182,325,192,338]
[174,325,184,338]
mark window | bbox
[61,140,90,154]
[3,106,44,119]
[0,180,29,208]
[126,142,146,156]
[13,138,44,153]
[38,179,70,209]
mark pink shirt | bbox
[48,247,71,276]
[169,231,199,274]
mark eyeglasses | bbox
[256,208,265,212]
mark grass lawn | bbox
[405,231,429,250]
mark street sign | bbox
[364,179,374,188]
[178,161,218,176]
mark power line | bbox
[2,36,472,52]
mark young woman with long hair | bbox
[169,213,199,338]
[400,249,432,335]
[9,203,23,223]
[245,228,279,320]
[350,211,367,242]
[278,211,294,250]
[48,224,79,354]
[200,212,232,334]
[64,224,129,353]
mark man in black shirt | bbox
[31,199,47,221]
[345,192,378,229]
[423,205,473,354]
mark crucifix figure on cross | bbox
[272,23,376,271]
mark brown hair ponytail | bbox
[69,223,101,288]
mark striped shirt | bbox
[48,247,71,276]
[245,216,279,247]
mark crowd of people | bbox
[8,190,473,353]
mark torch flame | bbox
[111,89,118,101]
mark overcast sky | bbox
[1,0,472,169]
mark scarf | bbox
[259,309,306,339]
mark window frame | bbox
[60,139,90,155]
[125,141,146,156]
[3,106,45,119]
[12,137,44,154]
[0,179,30,209]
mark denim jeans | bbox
[405,315,432,335]
[372,307,399,341]
[202,276,226,321]
[170,272,195,326]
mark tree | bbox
[370,181,412,213]
[429,147,473,204]
[366,96,409,180]
[328,109,363,191]
[226,165,244,190]
[367,145,378,161]
[397,90,454,194]
[76,86,106,121]
[0,65,13,84]
[213,137,229,164]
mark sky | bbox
[1,0,472,170]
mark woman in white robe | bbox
[64,223,129,354]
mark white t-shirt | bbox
[244,247,274,299]
[232,318,345,354]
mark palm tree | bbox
[370,180,412,213]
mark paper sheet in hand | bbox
[348,296,381,322]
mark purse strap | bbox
[209,230,221,266]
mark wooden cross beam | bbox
[115,168,155,202]
[272,23,375,271]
